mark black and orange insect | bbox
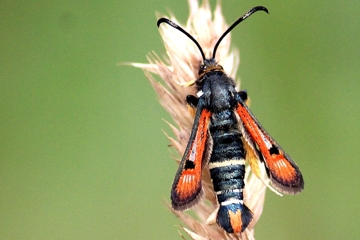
[157,6,304,233]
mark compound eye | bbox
[198,65,207,75]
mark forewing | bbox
[171,99,212,210]
[235,95,304,194]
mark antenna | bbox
[212,6,268,59]
[157,6,268,61]
[157,18,206,61]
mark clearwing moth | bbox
[157,6,304,233]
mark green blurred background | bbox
[1,0,359,239]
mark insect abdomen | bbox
[209,110,253,233]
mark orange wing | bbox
[236,98,304,194]
[171,107,212,210]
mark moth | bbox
[157,6,304,233]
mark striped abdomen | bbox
[208,109,253,233]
